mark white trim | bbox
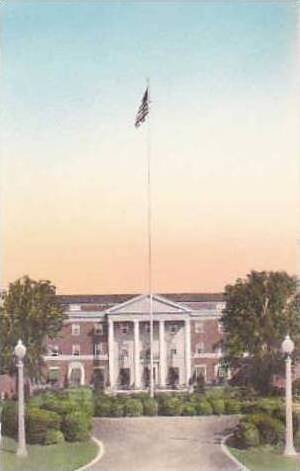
[106,293,191,314]
[194,365,207,380]
[65,315,106,322]
[74,437,104,471]
[193,352,223,359]
[44,354,108,361]
[68,361,85,385]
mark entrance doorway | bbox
[93,368,105,391]
[143,366,158,387]
[168,367,179,388]
[119,368,130,388]
[69,368,82,386]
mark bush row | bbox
[93,392,244,417]
[1,387,93,445]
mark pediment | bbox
[106,294,190,315]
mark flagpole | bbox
[146,78,154,398]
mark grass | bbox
[0,436,98,471]
[229,445,299,471]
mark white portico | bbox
[106,294,192,391]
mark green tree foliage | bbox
[0,276,65,380]
[221,271,300,394]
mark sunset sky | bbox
[0,1,299,294]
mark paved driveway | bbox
[90,416,240,471]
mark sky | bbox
[0,0,299,294]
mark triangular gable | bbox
[106,294,190,315]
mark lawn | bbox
[0,436,98,471]
[229,445,299,471]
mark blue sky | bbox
[0,1,298,293]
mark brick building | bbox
[44,293,227,391]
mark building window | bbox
[145,323,150,333]
[170,348,177,356]
[120,348,129,359]
[120,323,129,334]
[213,345,223,355]
[49,345,60,356]
[169,324,178,334]
[196,342,204,354]
[48,368,60,385]
[72,324,80,336]
[94,343,106,356]
[195,366,206,380]
[195,321,204,334]
[72,345,80,356]
[69,304,81,311]
[94,323,103,335]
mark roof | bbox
[57,292,224,305]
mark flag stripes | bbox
[135,88,149,128]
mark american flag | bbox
[135,88,149,128]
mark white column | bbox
[185,318,191,387]
[108,318,115,389]
[159,320,166,387]
[17,358,27,457]
[134,320,141,388]
[284,355,297,456]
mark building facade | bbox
[44,293,227,391]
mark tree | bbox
[221,271,300,395]
[0,276,65,382]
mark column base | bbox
[284,445,298,457]
[17,447,28,458]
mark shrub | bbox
[62,411,91,442]
[41,398,77,417]
[205,388,227,400]
[142,398,158,416]
[196,400,213,415]
[293,378,300,397]
[181,403,197,416]
[94,397,113,417]
[209,399,225,415]
[247,413,284,445]
[123,399,143,417]
[233,421,260,448]
[44,429,65,445]
[110,401,124,417]
[1,401,18,438]
[65,387,93,416]
[26,408,61,445]
[254,398,283,416]
[225,399,241,415]
[159,397,183,416]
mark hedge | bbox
[44,429,65,445]
[233,421,260,448]
[1,401,18,438]
[159,397,183,416]
[181,403,197,416]
[196,400,213,415]
[1,402,61,445]
[225,399,241,415]
[209,399,225,415]
[61,411,91,442]
[26,408,61,444]
[123,399,143,417]
[244,413,284,445]
[142,397,158,416]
